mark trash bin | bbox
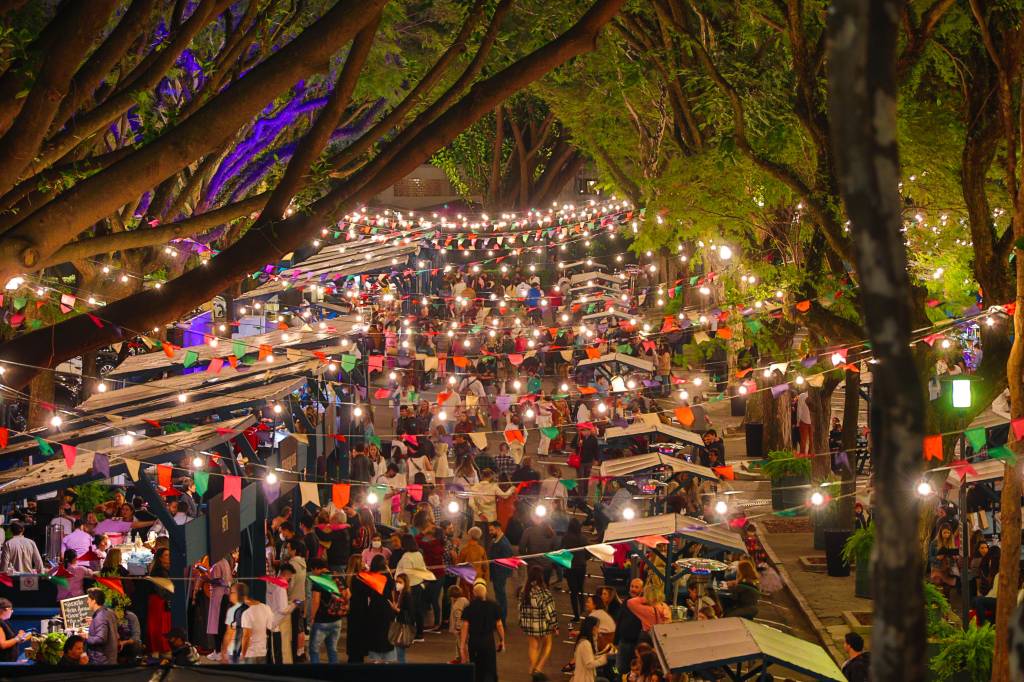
[745,422,763,459]
[825,529,852,577]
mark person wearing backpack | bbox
[307,558,346,664]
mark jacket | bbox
[457,539,489,582]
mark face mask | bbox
[372,540,382,549]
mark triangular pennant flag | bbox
[674,407,694,428]
[227,355,238,369]
[990,445,1017,466]
[260,576,290,589]
[309,574,341,595]
[0,427,7,448]
[540,426,560,439]
[62,443,76,469]
[493,557,526,570]
[299,481,320,508]
[923,434,944,461]
[504,429,525,444]
[446,565,477,583]
[182,350,199,368]
[157,463,172,489]
[367,433,381,449]
[469,432,489,450]
[207,357,224,374]
[194,471,209,496]
[232,340,247,357]
[92,453,109,477]
[163,343,177,359]
[585,347,602,360]
[258,344,273,361]
[143,419,162,428]
[374,388,392,399]
[291,434,310,444]
[559,478,578,491]
[714,466,734,480]
[95,576,126,596]
[964,427,987,453]
[544,550,574,569]
[340,354,358,373]
[950,459,977,481]
[35,436,54,456]
[635,535,669,549]
[0,574,11,588]
[357,571,388,595]
[773,508,801,517]
[1012,418,1024,442]
[223,474,241,501]
[124,458,141,481]
[332,483,350,508]
[585,544,616,563]
[48,575,69,588]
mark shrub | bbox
[761,449,811,481]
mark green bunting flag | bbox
[964,427,987,453]
[340,354,358,373]
[194,471,209,497]
[367,434,382,448]
[990,445,1017,466]
[559,479,578,491]
[527,376,542,394]
[544,550,574,569]
[12,297,26,310]
[308,574,341,595]
[182,350,199,368]
[164,422,195,434]
[744,319,764,334]
[773,509,801,517]
[35,437,54,456]
[232,340,247,358]
[617,343,632,354]
[48,575,69,588]
[540,427,560,439]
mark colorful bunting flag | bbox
[223,475,241,501]
[923,434,944,461]
[62,443,76,469]
[309,574,341,595]
[35,436,53,456]
[333,483,350,509]
[357,571,387,595]
[544,550,574,569]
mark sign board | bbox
[207,494,240,566]
[60,595,90,631]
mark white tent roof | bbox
[603,513,745,553]
[599,452,719,480]
[581,309,634,323]
[570,271,626,287]
[578,352,656,373]
[604,420,704,447]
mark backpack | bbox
[325,588,349,618]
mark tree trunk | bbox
[836,369,860,531]
[828,2,927,680]
[761,377,791,453]
[807,384,833,481]
[26,371,54,429]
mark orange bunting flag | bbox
[277,321,289,331]
[332,483,350,509]
[795,300,811,312]
[453,356,470,368]
[714,466,735,481]
[357,571,388,596]
[735,368,753,378]
[635,535,670,549]
[578,386,597,395]
[504,429,525,444]
[674,407,695,428]
[258,344,273,361]
[437,391,452,405]
[157,463,172,489]
[585,347,602,360]
[62,444,77,469]
[162,343,176,359]
[923,434,944,461]
[95,576,126,595]
[716,327,733,340]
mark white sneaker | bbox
[206,651,222,661]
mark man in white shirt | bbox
[795,392,812,456]
[266,564,295,664]
[240,593,274,663]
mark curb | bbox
[754,522,847,665]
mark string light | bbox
[266,471,279,485]
[534,503,548,518]
[177,392,188,403]
[809,491,825,506]
[192,455,204,468]
[714,500,728,515]
[916,481,934,496]
[366,491,379,505]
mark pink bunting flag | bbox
[728,516,748,529]
[507,354,524,366]
[9,313,24,327]
[368,355,384,372]
[62,443,77,469]
[401,434,418,446]
[407,483,423,502]
[494,557,526,569]
[215,427,237,435]
[223,475,241,502]
[207,357,224,374]
[259,576,290,589]
[87,313,104,328]
[374,388,392,399]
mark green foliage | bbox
[74,481,111,520]
[929,622,994,682]
[841,522,874,565]
[923,581,957,640]
[761,449,811,482]
[34,631,67,665]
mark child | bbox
[448,584,469,663]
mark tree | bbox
[0,0,628,389]
[828,2,928,680]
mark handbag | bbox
[388,619,415,648]
[567,452,581,469]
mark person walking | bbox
[396,533,428,640]
[390,573,417,663]
[487,521,514,623]
[307,558,344,664]
[519,566,558,681]
[561,519,587,621]
[239,589,274,664]
[361,555,398,662]
[460,580,504,682]
[457,526,490,595]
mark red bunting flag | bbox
[923,434,944,461]
[714,466,735,481]
[1012,418,1024,442]
[504,429,525,444]
[728,516,748,529]
[258,344,273,361]
[950,460,977,481]
[223,475,241,502]
[0,574,12,587]
[332,434,347,442]
[357,571,387,595]
[207,357,224,374]
[86,313,104,328]
[0,427,8,448]
[144,419,162,428]
[62,443,77,469]
[259,575,290,589]
[157,464,172,489]
[95,576,126,595]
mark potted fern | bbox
[929,621,993,682]
[762,450,812,511]
[841,522,873,598]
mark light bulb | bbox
[366,491,379,505]
[693,377,703,386]
[389,371,397,381]
[525,408,535,419]
[916,481,934,497]
[266,471,278,485]
[273,403,283,414]
[448,376,457,385]
[438,410,447,421]
[353,406,363,417]
[328,363,337,371]
[622,506,636,521]
[596,402,607,413]
[795,375,805,385]
[714,500,728,515]
[534,503,548,518]
[50,415,62,427]
[447,499,460,514]
[738,386,748,395]
[177,393,188,403]
[513,380,522,391]
[560,383,569,392]
[97,382,107,393]
[810,491,825,506]
[192,455,204,468]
